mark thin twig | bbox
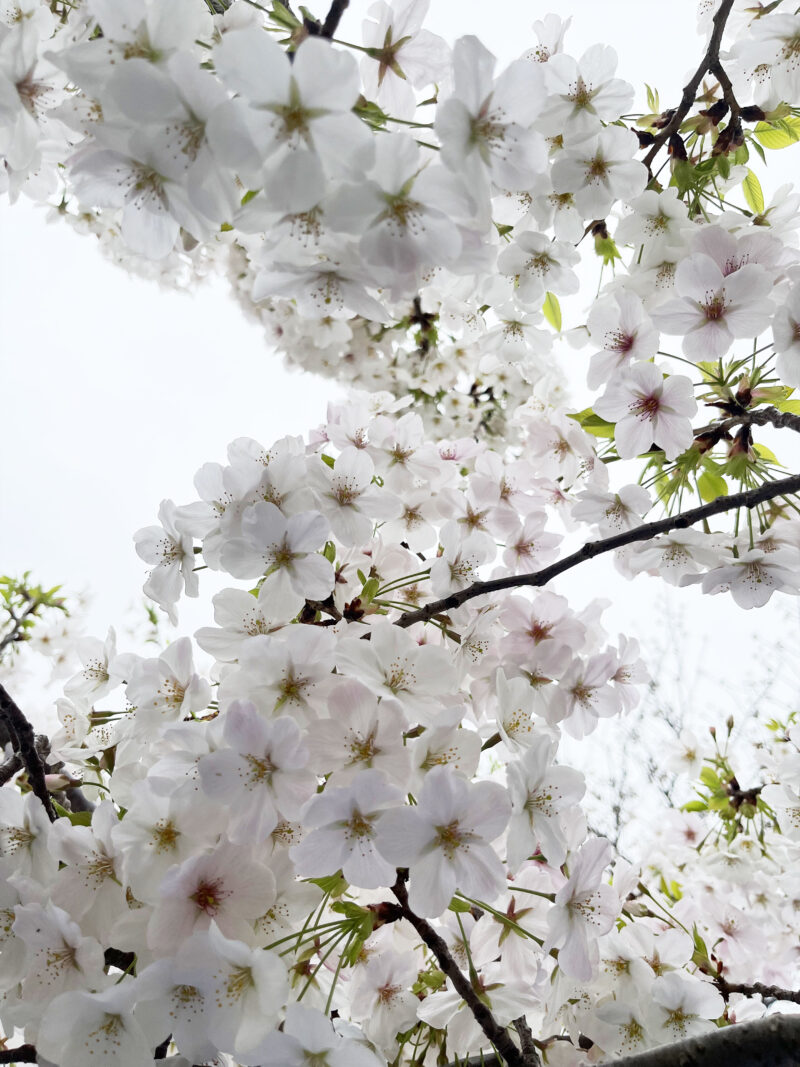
[395,469,800,629]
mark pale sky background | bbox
[3,0,800,761]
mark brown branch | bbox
[0,684,56,822]
[642,0,735,172]
[395,469,800,629]
[0,1047,37,1064]
[305,0,349,38]
[391,872,531,1067]
[716,977,800,1005]
[694,404,800,440]
[600,1013,800,1067]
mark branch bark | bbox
[600,1012,800,1067]
[642,0,735,172]
[0,684,56,822]
[0,1047,37,1064]
[391,872,531,1067]
[715,977,800,1005]
[396,469,800,629]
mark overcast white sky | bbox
[3,0,800,737]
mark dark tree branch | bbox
[694,404,800,440]
[600,1013,800,1067]
[716,977,800,1005]
[396,470,800,629]
[305,0,349,39]
[0,684,56,822]
[0,1047,37,1063]
[391,872,531,1067]
[514,1017,541,1067]
[642,0,735,172]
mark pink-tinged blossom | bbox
[146,841,275,955]
[11,901,106,1008]
[134,499,198,624]
[497,232,580,307]
[170,921,287,1061]
[545,837,618,981]
[594,363,696,461]
[360,0,450,120]
[199,703,315,844]
[682,547,800,608]
[305,680,410,787]
[541,43,634,140]
[125,637,211,729]
[550,125,647,219]
[310,446,403,547]
[210,32,372,182]
[586,290,659,389]
[548,651,621,738]
[571,483,651,535]
[290,769,403,890]
[652,254,774,360]
[376,765,511,917]
[37,982,153,1067]
[246,1002,383,1067]
[649,972,724,1042]
[435,36,547,197]
[221,501,333,619]
[506,736,586,870]
[773,284,800,387]
[336,621,456,722]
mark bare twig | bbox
[0,685,56,821]
[305,0,349,38]
[391,871,531,1067]
[642,0,735,172]
[395,470,800,629]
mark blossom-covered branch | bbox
[397,470,800,628]
[391,872,532,1067]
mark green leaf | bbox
[753,442,782,465]
[754,116,800,149]
[700,766,722,791]
[742,169,765,214]
[697,470,728,503]
[542,292,562,332]
[448,896,473,913]
[240,189,260,206]
[269,0,301,28]
[323,541,337,564]
[566,408,616,438]
[306,871,349,897]
[320,453,335,469]
[716,154,730,181]
[775,398,800,415]
[682,799,708,812]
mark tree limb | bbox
[305,0,349,39]
[0,1047,37,1064]
[694,404,800,440]
[642,0,735,172]
[599,1012,800,1067]
[396,470,800,629]
[715,977,800,1005]
[391,872,531,1067]
[0,684,56,822]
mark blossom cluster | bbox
[5,0,800,1063]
